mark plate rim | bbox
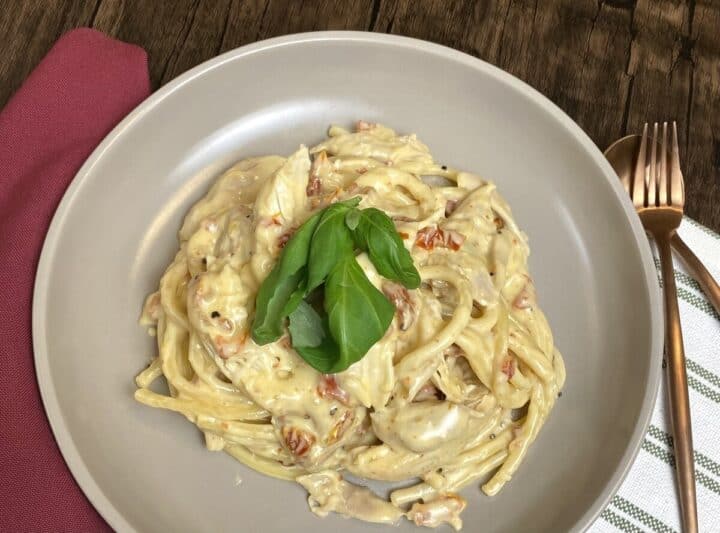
[32,30,663,533]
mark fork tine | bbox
[670,121,685,207]
[648,123,658,207]
[658,122,669,206]
[633,123,649,208]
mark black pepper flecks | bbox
[441,165,447,170]
[211,311,220,318]
[489,434,496,440]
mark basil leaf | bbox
[288,300,324,347]
[324,256,395,371]
[351,207,421,289]
[251,211,322,344]
[293,336,340,374]
[345,207,361,230]
[251,269,304,344]
[281,278,307,317]
[306,198,360,292]
[289,301,340,373]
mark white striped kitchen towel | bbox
[590,217,720,533]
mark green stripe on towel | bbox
[611,495,676,533]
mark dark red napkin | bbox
[0,28,150,532]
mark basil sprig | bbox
[251,197,420,373]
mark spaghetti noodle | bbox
[135,122,566,529]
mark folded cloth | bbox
[591,218,720,532]
[0,28,150,532]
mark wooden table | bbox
[2,0,718,231]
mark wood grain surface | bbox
[1,0,718,231]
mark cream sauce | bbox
[136,122,566,530]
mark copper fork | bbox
[628,122,697,532]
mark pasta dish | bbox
[135,122,566,529]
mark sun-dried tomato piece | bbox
[317,375,350,405]
[282,426,316,457]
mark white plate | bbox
[33,32,662,532]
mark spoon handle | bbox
[671,232,720,317]
[658,235,698,533]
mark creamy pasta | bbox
[135,122,566,530]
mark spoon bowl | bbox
[605,134,662,189]
[604,134,720,318]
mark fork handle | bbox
[657,235,698,533]
[671,232,720,317]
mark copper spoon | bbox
[605,134,720,317]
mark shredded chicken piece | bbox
[297,470,404,525]
[406,494,466,530]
